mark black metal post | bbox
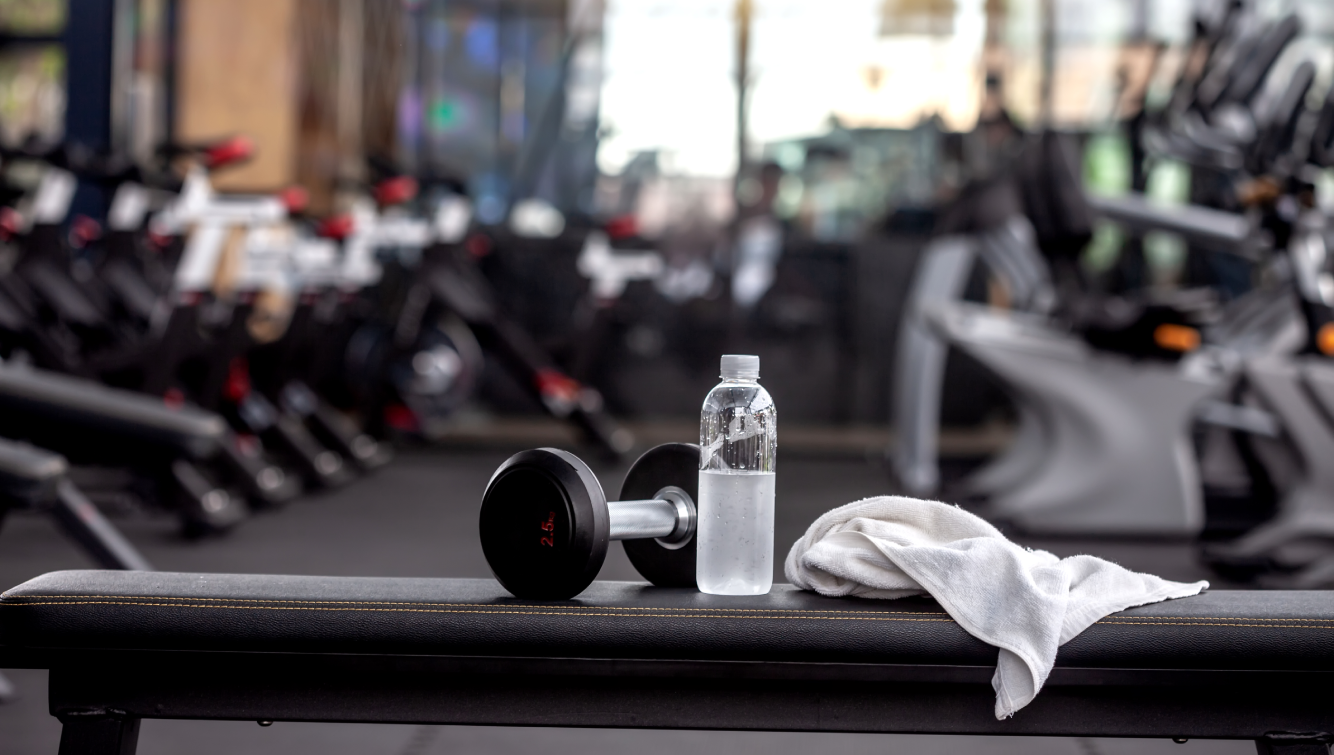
[57,714,141,755]
[1254,734,1334,755]
[50,480,153,571]
[64,0,115,150]
[63,0,118,222]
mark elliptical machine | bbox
[1198,85,1334,583]
[890,8,1311,536]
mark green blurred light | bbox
[1082,220,1123,275]
[429,99,461,131]
[1083,132,1130,198]
[1147,160,1191,206]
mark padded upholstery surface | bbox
[0,366,225,457]
[4,570,1334,671]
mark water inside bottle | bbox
[696,469,775,595]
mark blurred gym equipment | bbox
[892,8,1329,539]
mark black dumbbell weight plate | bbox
[479,448,609,600]
[620,442,699,588]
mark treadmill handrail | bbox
[1086,193,1262,259]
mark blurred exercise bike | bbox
[387,177,632,456]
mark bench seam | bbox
[0,600,961,622]
[1097,617,1334,623]
[1,597,1330,625]
[0,595,947,616]
[1095,620,1334,629]
[3,601,1333,630]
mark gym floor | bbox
[1,446,1245,755]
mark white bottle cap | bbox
[720,354,760,379]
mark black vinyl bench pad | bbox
[3,570,1333,671]
[3,571,1334,740]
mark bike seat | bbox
[157,135,253,171]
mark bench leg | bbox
[50,480,153,571]
[1255,734,1332,755]
[57,715,140,755]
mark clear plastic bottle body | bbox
[697,376,776,595]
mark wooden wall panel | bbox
[175,0,298,191]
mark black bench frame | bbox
[5,649,1331,755]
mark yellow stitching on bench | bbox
[1101,616,1334,623]
[1096,620,1334,630]
[0,600,960,622]
[4,597,1331,625]
[4,599,1330,630]
[0,595,948,617]
[5,597,1329,626]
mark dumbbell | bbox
[479,442,698,599]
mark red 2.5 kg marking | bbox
[540,512,555,547]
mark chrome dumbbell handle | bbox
[607,486,695,548]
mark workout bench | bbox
[1,571,1331,755]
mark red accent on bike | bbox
[604,214,638,241]
[0,207,21,241]
[234,433,260,457]
[68,214,102,248]
[317,214,355,240]
[147,229,174,250]
[465,233,492,258]
[163,388,185,409]
[374,176,418,206]
[278,185,309,214]
[203,135,255,170]
[534,369,581,403]
[384,403,419,432]
[224,357,251,403]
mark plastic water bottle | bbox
[697,354,776,595]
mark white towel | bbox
[784,496,1208,719]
